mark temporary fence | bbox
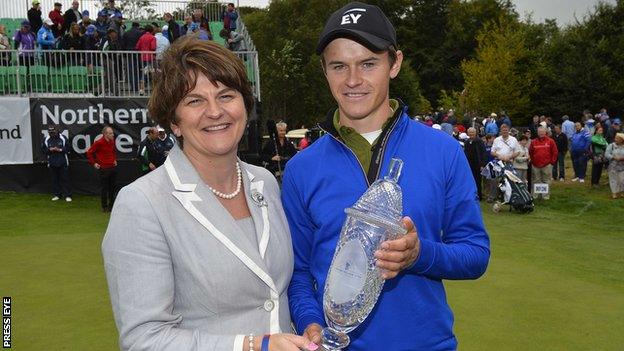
[0,48,260,99]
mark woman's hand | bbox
[264,333,317,351]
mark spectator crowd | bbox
[3,0,245,95]
[414,108,624,201]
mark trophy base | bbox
[320,327,350,351]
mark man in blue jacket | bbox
[281,2,490,350]
[570,121,592,182]
[42,125,72,202]
[37,19,56,49]
[485,113,499,136]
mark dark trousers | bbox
[591,161,604,185]
[50,165,71,197]
[571,150,588,179]
[552,152,566,179]
[470,166,483,200]
[99,167,117,210]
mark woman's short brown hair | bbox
[148,36,254,136]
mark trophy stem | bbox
[320,327,350,351]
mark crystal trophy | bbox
[321,158,407,351]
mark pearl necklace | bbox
[207,162,242,200]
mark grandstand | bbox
[0,0,263,189]
[0,0,260,99]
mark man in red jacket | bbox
[48,2,64,38]
[86,125,117,211]
[135,24,156,95]
[529,126,558,199]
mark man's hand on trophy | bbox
[303,323,323,345]
[374,217,420,279]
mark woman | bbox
[102,37,315,351]
[0,25,10,66]
[605,133,624,199]
[513,135,530,182]
[61,22,85,66]
[590,125,608,187]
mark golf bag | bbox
[484,160,534,213]
[501,170,534,213]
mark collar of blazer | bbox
[163,145,278,294]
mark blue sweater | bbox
[282,106,490,351]
[570,130,591,152]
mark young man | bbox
[281,3,490,350]
[222,3,238,32]
[42,126,72,202]
[552,124,568,181]
[153,126,175,167]
[137,127,158,175]
[27,0,43,35]
[86,126,117,212]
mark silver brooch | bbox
[251,191,268,207]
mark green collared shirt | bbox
[333,99,399,173]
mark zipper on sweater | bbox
[370,113,401,182]
[318,124,371,188]
[318,114,401,188]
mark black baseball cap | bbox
[316,2,396,55]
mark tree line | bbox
[242,0,624,128]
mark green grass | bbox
[0,192,117,350]
[449,180,624,350]
[1,175,623,350]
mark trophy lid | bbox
[348,158,404,229]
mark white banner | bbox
[0,97,33,165]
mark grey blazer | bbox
[102,146,294,351]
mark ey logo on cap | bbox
[341,8,366,25]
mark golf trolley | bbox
[483,160,534,213]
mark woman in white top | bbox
[605,133,624,199]
[513,135,530,182]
